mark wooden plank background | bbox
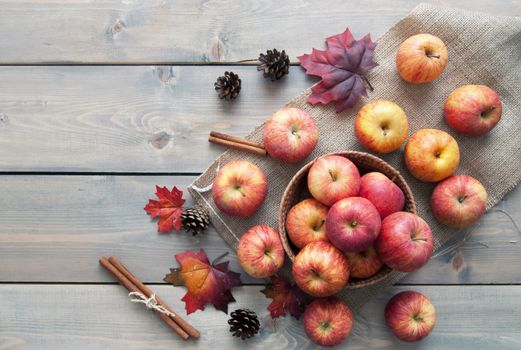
[0,0,518,64]
[1,0,520,349]
[1,285,520,350]
[0,175,520,284]
[0,66,308,172]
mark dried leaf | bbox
[144,185,185,233]
[261,276,312,319]
[298,28,378,112]
[164,249,241,314]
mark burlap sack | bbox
[189,3,521,311]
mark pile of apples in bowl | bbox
[278,151,430,294]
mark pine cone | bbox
[257,49,290,81]
[228,308,260,339]
[214,71,241,100]
[181,206,210,235]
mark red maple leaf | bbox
[164,250,241,314]
[261,276,312,319]
[144,186,185,233]
[298,28,378,113]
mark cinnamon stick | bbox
[99,257,190,340]
[208,131,267,156]
[108,256,200,339]
[209,131,264,149]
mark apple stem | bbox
[413,313,424,322]
[481,105,497,117]
[234,187,246,197]
[212,251,229,265]
[426,54,440,59]
[313,220,325,231]
[363,76,374,91]
[328,170,337,181]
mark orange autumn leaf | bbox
[164,250,241,314]
[144,185,185,233]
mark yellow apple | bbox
[396,34,448,84]
[404,129,459,182]
[355,100,409,153]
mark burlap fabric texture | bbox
[189,3,521,312]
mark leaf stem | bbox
[426,54,441,59]
[363,76,374,92]
[212,251,229,265]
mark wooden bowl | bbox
[278,151,417,289]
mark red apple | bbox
[359,172,405,219]
[431,175,488,228]
[396,33,448,84]
[444,85,502,136]
[355,100,409,153]
[237,225,285,278]
[212,160,267,217]
[404,129,460,182]
[263,107,318,163]
[326,197,381,253]
[286,198,329,249]
[345,245,384,279]
[385,290,436,342]
[375,212,433,272]
[304,297,354,347]
[308,155,361,206]
[292,241,349,297]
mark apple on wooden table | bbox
[385,290,436,342]
[304,297,354,347]
[444,84,502,136]
[212,160,267,217]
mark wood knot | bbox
[209,36,226,61]
[153,66,177,85]
[108,19,125,38]
[0,113,8,123]
[451,250,465,272]
[149,131,172,149]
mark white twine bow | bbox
[128,292,174,317]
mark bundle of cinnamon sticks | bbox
[99,256,199,340]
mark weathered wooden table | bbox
[1,1,520,349]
